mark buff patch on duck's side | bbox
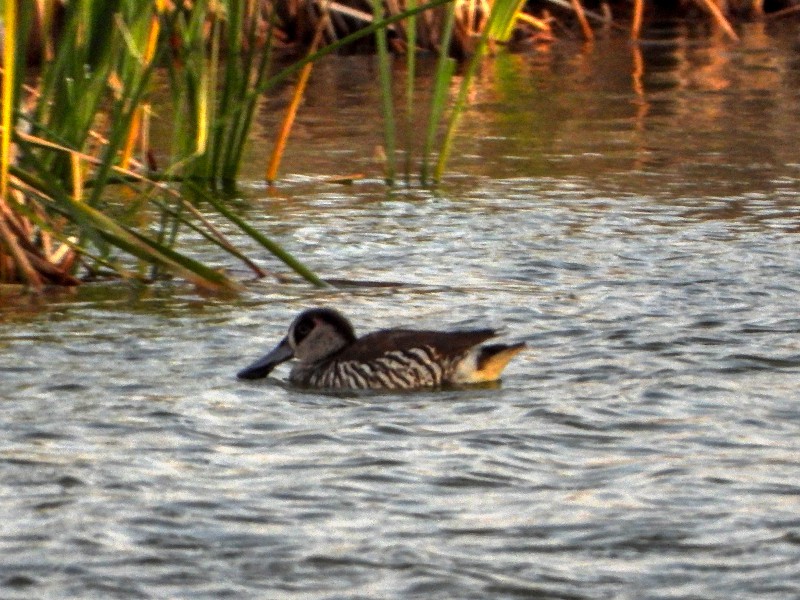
[454,342,526,384]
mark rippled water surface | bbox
[3,21,800,599]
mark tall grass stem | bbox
[422,2,456,184]
[373,0,397,184]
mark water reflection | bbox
[418,20,800,192]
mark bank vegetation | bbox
[1,0,797,292]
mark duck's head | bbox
[237,307,357,380]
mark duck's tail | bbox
[454,342,526,383]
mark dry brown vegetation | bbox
[270,0,799,52]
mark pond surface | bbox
[2,19,800,600]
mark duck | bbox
[237,307,525,390]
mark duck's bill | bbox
[237,337,294,380]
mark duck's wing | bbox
[334,328,498,363]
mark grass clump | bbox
[1,0,327,291]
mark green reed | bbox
[373,0,397,185]
[433,0,509,183]
[420,2,456,185]
[165,1,277,184]
[3,0,324,290]
[375,0,525,186]
[488,0,529,43]
[403,0,417,183]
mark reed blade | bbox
[421,2,456,185]
[403,0,417,182]
[186,182,328,288]
[373,0,397,184]
[488,0,528,43]
[434,0,507,183]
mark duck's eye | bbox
[294,318,314,341]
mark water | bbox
[2,21,800,599]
